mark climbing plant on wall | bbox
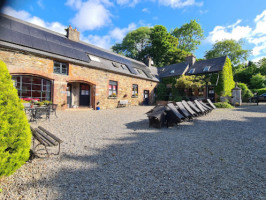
[212,57,235,96]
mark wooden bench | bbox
[31,126,63,157]
[118,100,129,107]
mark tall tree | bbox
[112,27,151,60]
[205,39,250,66]
[172,19,204,52]
[257,57,266,75]
[111,25,189,67]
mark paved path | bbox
[1,105,266,199]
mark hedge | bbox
[0,60,31,178]
[213,102,234,108]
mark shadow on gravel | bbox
[19,111,266,199]
[232,104,266,114]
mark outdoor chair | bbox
[194,100,209,114]
[147,105,166,128]
[199,100,213,111]
[49,104,58,117]
[175,102,193,119]
[166,103,186,127]
[187,101,204,116]
[181,100,198,117]
[206,99,217,109]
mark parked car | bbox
[249,93,266,102]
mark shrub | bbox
[237,82,253,102]
[214,102,234,108]
[0,60,31,178]
[257,88,266,95]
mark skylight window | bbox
[188,68,195,74]
[112,62,120,68]
[203,66,211,72]
[88,54,100,62]
[121,64,127,70]
[161,68,165,72]
[170,69,175,74]
[137,69,143,74]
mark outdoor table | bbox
[26,106,50,122]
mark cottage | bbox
[158,54,234,102]
[0,14,159,110]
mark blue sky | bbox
[1,0,266,62]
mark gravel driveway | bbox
[1,105,266,200]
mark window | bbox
[54,61,68,75]
[132,84,138,96]
[88,54,101,62]
[203,66,211,72]
[121,64,127,70]
[137,69,143,74]
[109,81,117,97]
[170,69,175,74]
[188,68,195,74]
[112,62,120,68]
[12,75,51,101]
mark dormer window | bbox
[203,66,211,72]
[161,68,165,72]
[188,68,195,74]
[170,69,175,74]
[88,54,101,62]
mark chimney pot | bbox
[66,25,80,41]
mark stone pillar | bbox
[231,83,242,106]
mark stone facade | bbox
[0,48,158,110]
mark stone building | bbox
[0,15,159,110]
[158,55,228,102]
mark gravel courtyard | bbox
[1,105,266,200]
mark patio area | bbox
[1,105,266,199]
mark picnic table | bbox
[25,106,50,122]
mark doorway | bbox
[80,83,90,106]
[207,86,215,102]
[143,90,149,105]
[67,83,72,108]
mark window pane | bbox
[22,76,32,83]
[32,77,42,84]
[32,84,42,91]
[54,66,61,74]
[61,67,67,74]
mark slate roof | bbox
[185,56,227,75]
[158,56,227,78]
[0,14,158,82]
[158,62,189,78]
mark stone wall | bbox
[0,48,158,110]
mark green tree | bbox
[172,19,204,52]
[205,39,250,66]
[237,82,253,102]
[257,57,266,75]
[111,24,190,67]
[112,27,151,60]
[0,60,31,178]
[234,61,259,85]
[250,73,266,89]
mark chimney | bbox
[66,25,80,42]
[186,54,196,67]
[144,56,154,67]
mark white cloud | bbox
[206,20,252,43]
[142,8,150,13]
[37,0,45,9]
[158,0,203,8]
[206,9,266,59]
[82,23,137,49]
[2,6,66,34]
[67,0,112,31]
[116,0,140,7]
